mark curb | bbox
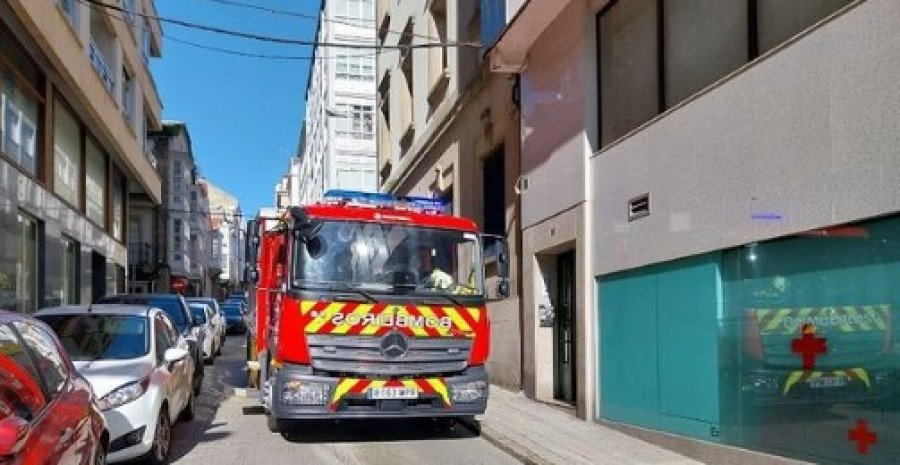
[462,419,552,465]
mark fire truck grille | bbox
[307,334,471,376]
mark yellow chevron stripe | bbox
[845,307,870,331]
[765,308,790,333]
[444,307,473,334]
[467,307,482,323]
[416,306,450,337]
[306,302,345,333]
[755,308,772,325]
[401,379,419,391]
[426,378,451,406]
[332,304,374,334]
[396,307,428,337]
[867,306,888,330]
[300,301,316,315]
[331,379,359,405]
[852,368,871,388]
[830,307,852,332]
[368,379,387,390]
[783,371,806,395]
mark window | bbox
[53,100,82,207]
[427,0,448,95]
[9,213,40,314]
[142,19,152,63]
[122,0,136,26]
[13,321,69,397]
[85,137,106,226]
[335,104,374,140]
[173,219,183,253]
[111,170,124,241]
[335,54,375,82]
[58,0,80,29]
[154,314,174,365]
[597,0,851,147]
[335,0,374,26]
[121,67,134,123]
[62,237,79,304]
[1,67,39,177]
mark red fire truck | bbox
[245,191,509,432]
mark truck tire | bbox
[267,412,282,433]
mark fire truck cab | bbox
[245,191,509,432]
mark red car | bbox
[0,310,108,464]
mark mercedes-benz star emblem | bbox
[380,331,409,359]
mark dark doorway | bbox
[91,252,106,302]
[482,146,505,236]
[554,250,576,403]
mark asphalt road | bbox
[167,335,520,465]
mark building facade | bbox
[1,0,164,310]
[295,0,378,204]
[377,0,524,390]
[492,0,899,464]
[204,179,243,297]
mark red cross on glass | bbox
[848,419,878,455]
[791,323,827,370]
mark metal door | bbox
[554,251,576,403]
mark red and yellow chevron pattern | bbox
[299,300,482,338]
[329,377,451,411]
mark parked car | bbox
[96,294,204,396]
[188,303,217,365]
[0,310,109,464]
[185,297,226,353]
[221,303,247,335]
[36,304,196,464]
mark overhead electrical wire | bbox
[79,0,480,50]
[195,0,449,43]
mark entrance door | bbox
[554,251,576,403]
[91,252,106,302]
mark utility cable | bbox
[79,0,480,50]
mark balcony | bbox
[89,40,114,93]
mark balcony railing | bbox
[89,40,115,93]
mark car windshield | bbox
[291,220,484,296]
[38,314,149,361]
[97,296,188,333]
[189,306,207,324]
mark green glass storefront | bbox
[599,215,900,464]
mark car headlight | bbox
[99,377,150,411]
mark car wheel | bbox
[179,389,196,422]
[92,443,108,465]
[145,409,171,465]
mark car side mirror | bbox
[164,347,188,364]
[0,416,28,457]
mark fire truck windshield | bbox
[291,220,484,296]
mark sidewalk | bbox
[476,386,702,465]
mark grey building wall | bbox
[591,0,897,276]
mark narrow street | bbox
[167,335,521,465]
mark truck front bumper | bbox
[269,365,489,420]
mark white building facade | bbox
[294,0,378,204]
[204,179,243,294]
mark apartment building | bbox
[189,179,214,295]
[204,179,243,295]
[376,0,524,390]
[294,0,378,204]
[490,0,899,464]
[0,0,164,310]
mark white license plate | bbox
[809,376,847,388]
[367,387,418,400]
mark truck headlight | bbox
[281,381,330,406]
[450,380,487,402]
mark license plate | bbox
[367,387,418,400]
[809,376,847,388]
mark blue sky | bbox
[151,0,322,218]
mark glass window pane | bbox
[12,321,68,397]
[663,0,748,107]
[53,100,81,207]
[757,0,851,55]
[85,137,106,226]
[598,0,659,146]
[19,214,38,313]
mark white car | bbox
[186,297,226,354]
[188,303,218,364]
[36,304,196,464]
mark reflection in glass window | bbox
[85,137,107,226]
[1,68,39,176]
[0,323,46,421]
[53,100,82,207]
[12,321,68,397]
[39,314,149,361]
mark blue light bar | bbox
[323,190,450,214]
